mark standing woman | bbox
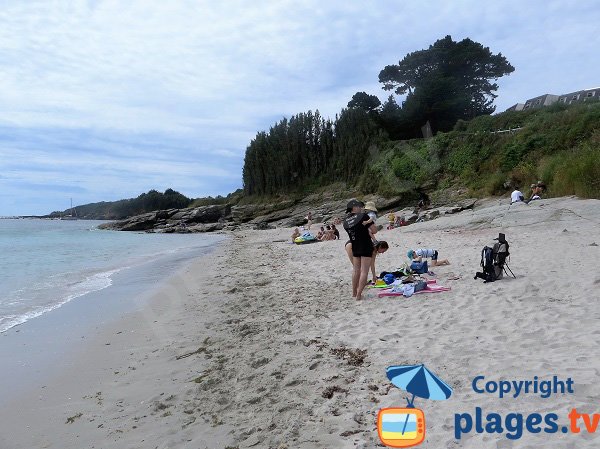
[343,199,377,300]
[306,211,313,230]
[345,241,389,282]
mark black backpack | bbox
[475,241,510,283]
[480,246,496,281]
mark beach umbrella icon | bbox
[382,364,452,441]
[378,364,452,440]
[386,364,453,407]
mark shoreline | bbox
[0,240,234,448]
[0,219,226,334]
[0,234,225,406]
[1,196,599,448]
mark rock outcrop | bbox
[98,195,479,233]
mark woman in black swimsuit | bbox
[346,240,389,281]
[343,200,378,300]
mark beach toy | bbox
[294,234,318,244]
[374,279,389,288]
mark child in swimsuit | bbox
[407,248,450,266]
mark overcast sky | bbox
[0,0,598,215]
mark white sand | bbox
[1,196,599,449]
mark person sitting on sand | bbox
[344,199,377,300]
[316,226,325,240]
[510,188,525,204]
[331,224,340,240]
[387,211,395,229]
[291,227,301,242]
[320,225,334,241]
[407,248,450,266]
[326,224,335,240]
[525,184,541,203]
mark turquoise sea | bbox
[0,218,223,333]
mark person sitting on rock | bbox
[511,188,525,204]
[525,181,545,203]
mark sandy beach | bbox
[1,196,600,449]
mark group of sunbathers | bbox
[290,223,340,242]
[316,224,340,241]
[511,181,546,204]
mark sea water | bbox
[0,218,223,333]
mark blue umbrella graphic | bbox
[386,364,453,435]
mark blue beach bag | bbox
[410,260,428,274]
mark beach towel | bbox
[385,284,416,297]
[377,284,451,297]
[369,279,437,289]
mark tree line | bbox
[243,35,514,196]
[242,109,381,195]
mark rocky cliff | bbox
[98,195,477,233]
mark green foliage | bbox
[361,102,600,200]
[242,37,517,196]
[241,33,598,204]
[379,35,515,133]
[484,172,507,196]
[190,189,243,207]
[242,109,379,196]
[348,91,381,112]
[390,141,440,185]
[392,154,420,181]
[48,189,193,219]
[542,140,600,198]
[501,141,528,171]
[125,189,190,214]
